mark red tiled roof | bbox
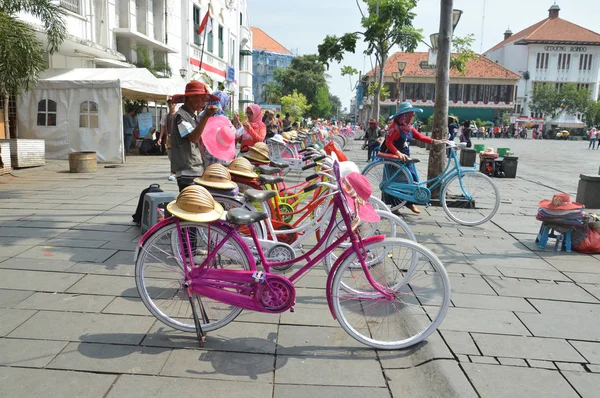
[485,17,600,54]
[367,52,521,80]
[250,27,292,55]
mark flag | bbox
[198,10,212,35]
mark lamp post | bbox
[392,61,406,114]
[427,2,462,192]
[179,68,187,80]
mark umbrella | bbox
[485,121,494,126]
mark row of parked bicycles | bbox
[134,128,500,350]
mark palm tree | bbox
[262,81,282,104]
[133,46,172,78]
[0,0,66,138]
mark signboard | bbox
[137,112,154,138]
[227,66,235,82]
[260,104,282,113]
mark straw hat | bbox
[281,131,292,141]
[194,164,238,190]
[538,193,583,211]
[228,157,258,179]
[166,185,224,223]
[243,142,271,164]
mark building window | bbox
[193,6,201,46]
[79,101,99,128]
[218,25,224,58]
[37,99,57,127]
[579,54,593,71]
[207,18,213,52]
[60,0,80,14]
[536,53,549,69]
[230,38,236,66]
[240,12,243,25]
[558,53,570,70]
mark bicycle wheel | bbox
[136,221,250,333]
[330,238,450,350]
[212,195,266,240]
[441,171,500,226]
[323,209,417,274]
[363,160,411,212]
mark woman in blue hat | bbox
[385,102,444,214]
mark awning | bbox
[547,110,586,128]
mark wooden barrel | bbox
[69,151,97,173]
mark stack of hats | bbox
[243,142,270,164]
[479,147,498,159]
[194,164,239,196]
[536,193,585,226]
[227,157,258,180]
[167,185,224,223]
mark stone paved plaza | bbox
[1,138,600,397]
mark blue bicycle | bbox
[362,141,500,226]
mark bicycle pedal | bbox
[252,271,266,283]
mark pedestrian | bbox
[169,80,219,193]
[364,119,385,161]
[588,127,598,149]
[237,104,266,152]
[460,120,472,148]
[158,97,177,181]
[282,112,292,132]
[122,109,136,154]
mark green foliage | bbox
[133,46,172,78]
[559,83,590,114]
[262,81,283,104]
[312,86,332,118]
[449,34,477,75]
[586,100,600,127]
[280,89,311,120]
[530,83,591,117]
[341,66,359,76]
[367,82,390,101]
[328,94,342,118]
[123,100,147,114]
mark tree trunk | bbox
[3,93,10,139]
[373,54,386,123]
[427,0,453,197]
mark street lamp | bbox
[179,68,187,79]
[452,9,463,32]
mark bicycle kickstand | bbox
[188,293,207,347]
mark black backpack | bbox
[132,183,163,225]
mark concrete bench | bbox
[576,174,600,209]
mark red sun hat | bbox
[172,80,219,103]
[342,172,380,223]
[538,193,583,211]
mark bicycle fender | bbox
[134,217,178,262]
[325,234,386,319]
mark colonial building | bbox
[250,27,293,105]
[484,3,600,119]
[358,52,520,123]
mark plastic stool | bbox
[141,191,176,232]
[536,223,572,253]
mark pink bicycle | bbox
[134,162,450,350]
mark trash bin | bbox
[474,144,485,153]
[577,174,600,208]
[503,156,519,178]
[459,148,477,167]
[498,148,510,157]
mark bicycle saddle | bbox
[259,174,284,185]
[244,188,277,203]
[226,208,269,226]
[270,160,290,169]
[257,165,281,175]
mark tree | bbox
[530,83,559,116]
[329,94,343,119]
[262,81,282,104]
[280,89,311,121]
[274,54,328,107]
[367,82,390,101]
[530,83,590,118]
[341,65,359,90]
[318,0,422,121]
[586,100,600,127]
[312,86,332,118]
[449,34,476,74]
[133,46,172,78]
[0,0,66,138]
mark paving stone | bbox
[161,349,274,383]
[66,274,138,297]
[100,240,137,251]
[386,360,478,397]
[440,330,480,355]
[65,261,135,276]
[275,355,386,387]
[555,362,586,372]
[21,221,81,229]
[451,292,537,313]
[292,274,328,289]
[496,266,572,281]
[9,311,155,344]
[545,259,600,273]
[48,342,171,375]
[277,324,374,357]
[586,364,600,372]
[448,275,497,295]
[456,354,470,362]
[565,273,600,284]
[488,278,598,302]
[527,359,557,369]
[0,268,83,292]
[16,245,117,263]
[16,292,113,312]
[562,371,600,398]
[21,210,99,223]
[469,355,498,364]
[581,284,600,301]
[0,226,64,238]
[0,367,116,397]
[569,341,600,364]
[234,309,281,324]
[0,236,49,246]
[469,257,556,269]
[528,299,600,316]
[0,289,33,308]
[102,297,149,315]
[273,384,390,398]
[57,229,141,243]
[0,257,75,272]
[440,307,530,335]
[107,374,273,398]
[0,338,68,367]
[101,250,136,267]
[517,312,600,341]
[498,357,528,367]
[462,363,578,398]
[42,238,109,249]
[472,334,585,362]
[443,263,502,276]
[0,245,32,257]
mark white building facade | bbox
[484,4,600,119]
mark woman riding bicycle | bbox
[385,102,444,214]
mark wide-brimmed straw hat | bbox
[228,157,258,179]
[281,132,292,140]
[172,80,219,103]
[167,185,224,223]
[270,134,286,145]
[194,164,238,190]
[539,193,583,211]
[243,143,271,164]
[342,172,380,223]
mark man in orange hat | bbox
[169,81,220,192]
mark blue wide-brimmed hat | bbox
[388,102,423,120]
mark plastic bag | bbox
[574,229,600,253]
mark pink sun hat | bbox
[201,115,236,162]
[342,172,380,223]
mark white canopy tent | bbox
[17,68,184,163]
[547,110,586,129]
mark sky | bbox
[247,0,597,109]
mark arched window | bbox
[79,101,99,128]
[37,99,57,126]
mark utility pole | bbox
[427,0,453,195]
